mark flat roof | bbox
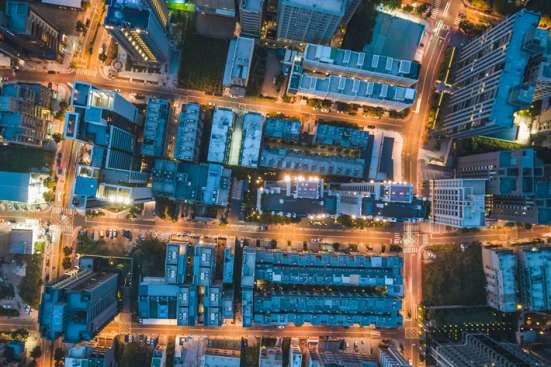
[174,103,201,161]
[240,112,263,168]
[281,0,344,15]
[0,171,29,202]
[223,37,255,87]
[207,108,235,164]
[240,0,263,11]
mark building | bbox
[518,246,551,312]
[259,345,283,367]
[0,82,54,146]
[429,179,486,228]
[431,333,545,367]
[104,0,171,66]
[39,271,119,342]
[138,240,236,326]
[63,81,150,210]
[306,339,377,367]
[143,0,169,29]
[481,246,517,313]
[151,345,167,367]
[302,43,420,87]
[207,108,235,164]
[174,103,203,162]
[239,0,264,38]
[263,117,301,142]
[141,98,170,157]
[457,148,551,225]
[64,340,116,367]
[379,348,410,367]
[289,339,302,367]
[239,112,263,168]
[2,1,62,60]
[0,171,49,204]
[152,160,231,207]
[41,0,83,8]
[527,28,551,102]
[202,339,241,367]
[194,0,235,17]
[223,37,255,98]
[8,228,34,255]
[442,9,542,140]
[288,67,416,112]
[276,0,345,44]
[241,247,403,328]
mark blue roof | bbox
[5,1,30,34]
[0,171,30,202]
[74,176,98,197]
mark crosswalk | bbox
[403,246,418,254]
[405,327,419,340]
[393,233,402,245]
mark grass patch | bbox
[422,243,486,306]
[0,145,53,173]
[179,32,229,94]
[455,136,526,157]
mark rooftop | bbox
[239,112,263,168]
[223,37,255,88]
[280,0,345,16]
[240,0,263,11]
[207,108,235,164]
[174,103,202,161]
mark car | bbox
[99,231,105,238]
[47,70,56,74]
[112,230,118,238]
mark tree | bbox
[52,133,63,143]
[10,328,29,341]
[62,257,72,270]
[120,342,153,367]
[63,246,73,256]
[402,4,413,12]
[30,345,42,359]
[54,347,64,367]
[19,255,42,309]
[43,191,55,203]
[131,238,166,277]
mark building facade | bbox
[0,82,54,146]
[442,9,542,140]
[104,0,171,66]
[481,246,518,313]
[239,0,264,38]
[518,246,551,312]
[429,179,486,228]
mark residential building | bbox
[151,345,167,367]
[303,43,420,87]
[152,160,231,207]
[0,171,49,204]
[531,106,551,140]
[141,98,170,157]
[239,0,264,38]
[442,9,542,140]
[518,246,551,312]
[64,340,116,367]
[276,0,345,44]
[481,246,518,313]
[2,1,62,60]
[63,81,150,210]
[104,0,171,66]
[457,149,551,224]
[223,37,255,98]
[239,112,263,168]
[431,333,545,367]
[526,28,551,102]
[174,103,203,162]
[207,108,235,164]
[259,346,283,367]
[429,179,486,228]
[39,271,119,342]
[288,66,416,111]
[241,247,403,328]
[138,240,236,326]
[0,82,54,146]
[41,0,83,8]
[263,117,301,142]
[379,348,410,367]
[201,339,241,367]
[306,339,377,367]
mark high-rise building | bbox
[104,0,171,66]
[239,0,264,38]
[518,246,551,312]
[276,0,346,44]
[429,179,486,228]
[379,348,411,367]
[431,333,545,367]
[456,149,551,225]
[0,82,53,146]
[481,246,518,313]
[63,81,150,210]
[143,0,169,29]
[442,9,542,140]
[2,1,62,60]
[39,271,119,343]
